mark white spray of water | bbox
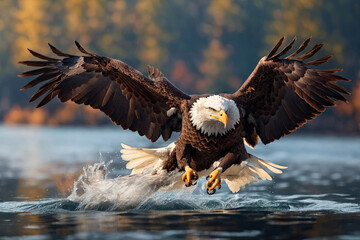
[67,161,185,210]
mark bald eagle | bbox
[19,37,349,194]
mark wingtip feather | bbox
[266,36,285,60]
[75,41,94,56]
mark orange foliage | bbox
[12,0,50,64]
[4,102,104,126]
[4,105,47,125]
[48,102,78,125]
[207,0,243,33]
[134,0,165,65]
[48,102,104,126]
[3,105,24,125]
[336,101,353,116]
[200,39,228,78]
[352,82,360,111]
[28,107,48,125]
[171,60,195,90]
[336,81,360,130]
[351,82,360,130]
[83,104,104,125]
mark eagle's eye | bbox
[208,107,216,112]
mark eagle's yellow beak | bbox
[211,109,228,128]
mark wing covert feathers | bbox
[236,37,350,146]
[19,42,189,142]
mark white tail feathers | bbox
[222,154,287,193]
[120,143,175,175]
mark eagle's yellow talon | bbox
[206,168,222,194]
[182,166,197,187]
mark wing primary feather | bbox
[325,74,350,82]
[305,55,333,66]
[19,61,57,67]
[266,36,285,60]
[306,85,336,106]
[37,89,60,108]
[30,77,60,103]
[286,37,312,59]
[21,72,59,90]
[48,43,75,57]
[293,82,326,111]
[18,67,55,77]
[317,69,343,74]
[27,49,59,61]
[310,80,347,101]
[295,43,325,61]
[75,41,95,56]
[326,82,350,96]
[269,37,296,60]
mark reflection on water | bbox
[0,125,360,239]
[1,202,360,239]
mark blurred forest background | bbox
[0,0,359,134]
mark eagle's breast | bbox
[177,95,243,153]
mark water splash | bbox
[64,161,360,213]
[67,161,185,210]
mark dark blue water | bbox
[0,125,359,239]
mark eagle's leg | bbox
[206,167,222,195]
[177,144,198,187]
[182,166,198,187]
[206,143,248,194]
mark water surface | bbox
[0,125,359,239]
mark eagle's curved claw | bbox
[206,168,222,195]
[182,166,198,187]
[207,188,216,195]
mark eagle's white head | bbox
[189,95,240,136]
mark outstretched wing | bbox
[231,37,350,147]
[19,42,190,142]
